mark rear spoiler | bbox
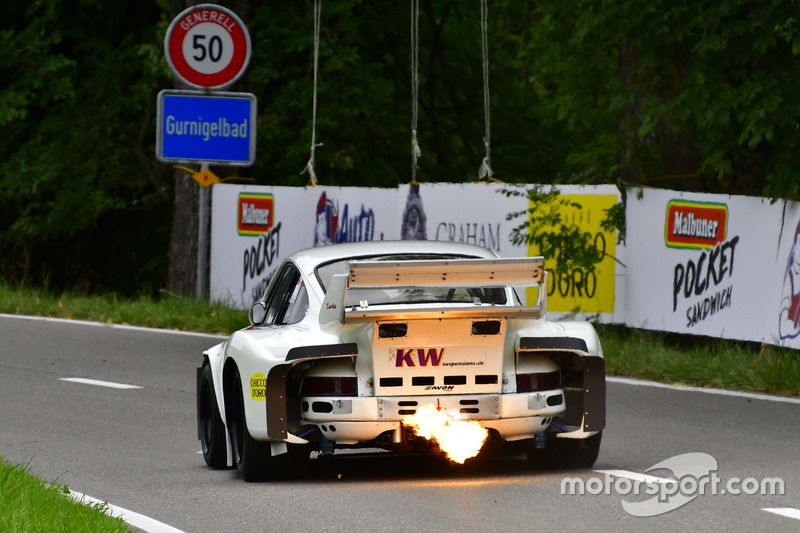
[319,257,547,327]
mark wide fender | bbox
[513,320,606,434]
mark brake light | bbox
[301,376,358,396]
[516,370,560,392]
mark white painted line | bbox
[607,376,800,405]
[0,313,225,339]
[594,469,675,485]
[763,507,800,521]
[70,491,186,533]
[60,377,142,390]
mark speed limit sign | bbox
[164,4,251,89]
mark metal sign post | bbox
[197,163,210,300]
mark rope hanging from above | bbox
[477,0,494,181]
[410,0,421,183]
[301,0,323,186]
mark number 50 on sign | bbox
[164,3,251,89]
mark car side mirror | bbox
[249,301,267,325]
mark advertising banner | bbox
[522,186,623,322]
[625,187,781,342]
[766,198,800,349]
[209,182,800,347]
[397,182,525,256]
[210,184,396,308]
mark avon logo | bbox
[395,348,445,367]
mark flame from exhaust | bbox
[403,404,488,464]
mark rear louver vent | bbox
[398,400,418,415]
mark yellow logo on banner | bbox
[526,194,617,314]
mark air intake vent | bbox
[472,320,501,335]
[378,323,408,338]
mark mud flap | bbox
[266,364,290,440]
[582,356,606,432]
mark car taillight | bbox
[516,370,560,392]
[301,376,358,396]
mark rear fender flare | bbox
[266,343,359,440]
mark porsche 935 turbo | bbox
[197,240,605,481]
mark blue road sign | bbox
[156,90,256,166]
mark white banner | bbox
[397,182,525,256]
[625,187,782,343]
[208,182,800,348]
[210,184,397,308]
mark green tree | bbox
[524,0,800,197]
[244,0,540,187]
[0,0,171,292]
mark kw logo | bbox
[395,348,445,367]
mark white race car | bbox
[197,240,605,481]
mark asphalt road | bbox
[1,314,799,532]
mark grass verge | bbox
[0,284,244,334]
[598,324,799,396]
[0,458,129,533]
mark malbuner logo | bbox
[665,200,728,249]
[238,193,273,236]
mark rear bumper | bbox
[300,389,566,444]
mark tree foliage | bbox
[504,185,606,273]
[1,0,798,294]
[525,0,800,197]
[0,0,172,292]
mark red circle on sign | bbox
[165,4,251,89]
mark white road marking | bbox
[763,507,800,521]
[594,469,675,485]
[0,312,225,339]
[60,377,142,389]
[607,376,800,405]
[70,491,186,533]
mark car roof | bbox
[288,240,499,272]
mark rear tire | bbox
[229,371,273,481]
[198,364,227,469]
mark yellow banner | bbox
[526,194,617,314]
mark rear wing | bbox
[319,257,547,327]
